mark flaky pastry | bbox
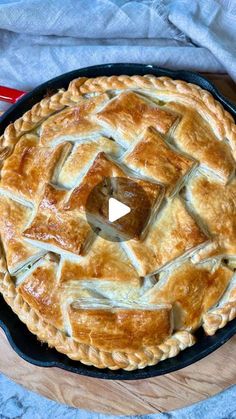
[0,75,235,371]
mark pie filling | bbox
[0,75,235,370]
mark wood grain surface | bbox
[0,73,235,415]
[0,329,235,415]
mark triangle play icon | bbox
[108,197,131,223]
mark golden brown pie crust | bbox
[0,75,235,371]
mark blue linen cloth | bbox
[0,0,235,93]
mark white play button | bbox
[86,176,152,241]
[108,197,131,223]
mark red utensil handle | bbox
[0,86,27,104]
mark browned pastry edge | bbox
[0,272,195,370]
[68,75,236,158]
[1,76,236,160]
[0,88,84,150]
[203,298,236,335]
[0,75,236,370]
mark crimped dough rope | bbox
[203,291,236,336]
[69,75,236,158]
[0,89,82,149]
[1,75,236,159]
[0,273,195,370]
[0,74,235,370]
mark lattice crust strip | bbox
[0,75,235,371]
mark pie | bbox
[0,75,235,371]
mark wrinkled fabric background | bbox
[0,0,235,93]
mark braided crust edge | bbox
[0,74,235,369]
[1,75,236,160]
[0,273,195,370]
[203,288,236,336]
[69,75,236,158]
[0,89,83,152]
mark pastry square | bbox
[186,172,236,262]
[0,195,45,274]
[68,304,172,351]
[57,136,123,189]
[59,236,139,285]
[167,102,235,182]
[58,237,141,304]
[39,94,109,145]
[123,127,195,194]
[23,184,92,258]
[64,152,164,240]
[17,257,63,330]
[94,91,178,148]
[0,133,71,206]
[122,197,208,276]
[144,260,232,331]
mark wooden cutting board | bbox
[0,73,235,415]
[0,330,235,415]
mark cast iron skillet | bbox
[0,64,235,380]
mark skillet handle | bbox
[0,86,27,104]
